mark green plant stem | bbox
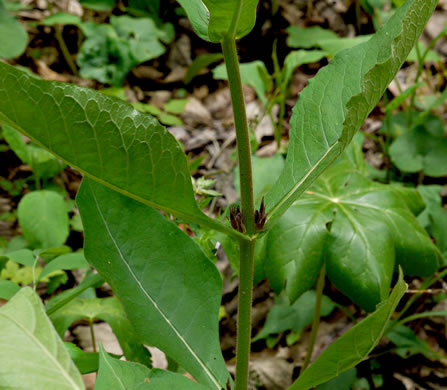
[302,264,326,372]
[395,311,447,328]
[394,267,447,324]
[234,239,256,390]
[54,25,78,76]
[89,320,97,353]
[221,35,257,390]
[221,37,255,235]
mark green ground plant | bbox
[0,1,441,389]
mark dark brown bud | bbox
[255,197,267,231]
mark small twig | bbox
[302,264,326,372]
[89,320,97,353]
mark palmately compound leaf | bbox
[77,178,231,389]
[260,160,439,312]
[78,16,171,86]
[0,287,84,390]
[288,272,407,390]
[50,296,152,367]
[95,345,209,390]
[265,0,437,224]
[177,0,259,42]
[0,62,234,237]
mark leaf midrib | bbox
[0,312,82,390]
[89,187,223,390]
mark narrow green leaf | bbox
[17,190,69,249]
[77,178,231,389]
[38,252,89,282]
[46,272,105,315]
[386,325,444,360]
[95,345,209,390]
[177,0,260,42]
[185,53,224,84]
[80,0,115,11]
[3,248,35,266]
[266,0,437,224]
[0,62,236,238]
[283,50,328,86]
[288,272,407,390]
[286,26,338,49]
[41,12,82,26]
[0,287,84,389]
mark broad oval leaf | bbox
[261,161,439,312]
[77,178,230,389]
[17,190,69,249]
[0,0,28,59]
[0,287,84,390]
[265,0,437,224]
[288,272,407,390]
[177,0,259,42]
[0,62,234,237]
[95,345,209,390]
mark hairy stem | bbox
[222,36,256,390]
[302,264,326,372]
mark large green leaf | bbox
[17,190,69,249]
[95,345,209,390]
[177,0,259,42]
[0,62,235,237]
[0,287,84,389]
[77,178,230,389]
[50,296,152,366]
[261,161,439,312]
[0,0,28,59]
[288,272,407,390]
[265,0,437,224]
